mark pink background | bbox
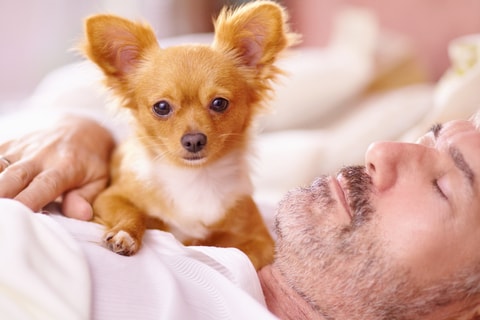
[284,0,480,80]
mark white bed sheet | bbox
[0,198,277,320]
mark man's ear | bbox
[212,1,296,70]
[83,14,158,79]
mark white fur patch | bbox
[122,140,253,240]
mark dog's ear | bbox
[213,1,296,72]
[83,14,158,80]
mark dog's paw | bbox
[104,230,139,256]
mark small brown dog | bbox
[82,0,297,270]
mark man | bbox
[2,113,480,319]
[261,118,480,319]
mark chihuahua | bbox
[82,0,297,270]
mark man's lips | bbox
[332,174,353,221]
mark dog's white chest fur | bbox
[123,142,253,241]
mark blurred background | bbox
[0,0,479,107]
[0,0,224,106]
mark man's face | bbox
[274,119,480,319]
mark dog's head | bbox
[82,0,297,167]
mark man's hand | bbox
[0,115,115,220]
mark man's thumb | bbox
[62,179,107,220]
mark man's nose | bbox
[365,141,423,192]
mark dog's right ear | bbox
[83,14,158,82]
[212,1,298,94]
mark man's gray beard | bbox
[274,165,480,320]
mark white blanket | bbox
[0,199,90,319]
[0,198,277,319]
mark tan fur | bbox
[83,0,297,270]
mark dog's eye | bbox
[152,100,172,117]
[210,97,229,113]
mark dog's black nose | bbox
[181,133,207,153]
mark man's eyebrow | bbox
[429,123,443,138]
[430,123,475,187]
[449,146,475,187]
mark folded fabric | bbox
[51,211,276,320]
[0,199,91,320]
[0,198,277,320]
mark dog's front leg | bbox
[93,187,146,256]
[200,196,275,270]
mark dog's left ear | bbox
[83,14,158,84]
[213,1,296,72]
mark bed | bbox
[0,8,479,319]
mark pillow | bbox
[400,34,480,142]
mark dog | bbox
[82,0,297,270]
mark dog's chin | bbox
[181,156,207,166]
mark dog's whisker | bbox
[218,132,243,143]
[152,151,171,162]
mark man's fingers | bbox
[14,168,73,212]
[62,178,109,221]
[0,161,39,198]
[62,191,94,221]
